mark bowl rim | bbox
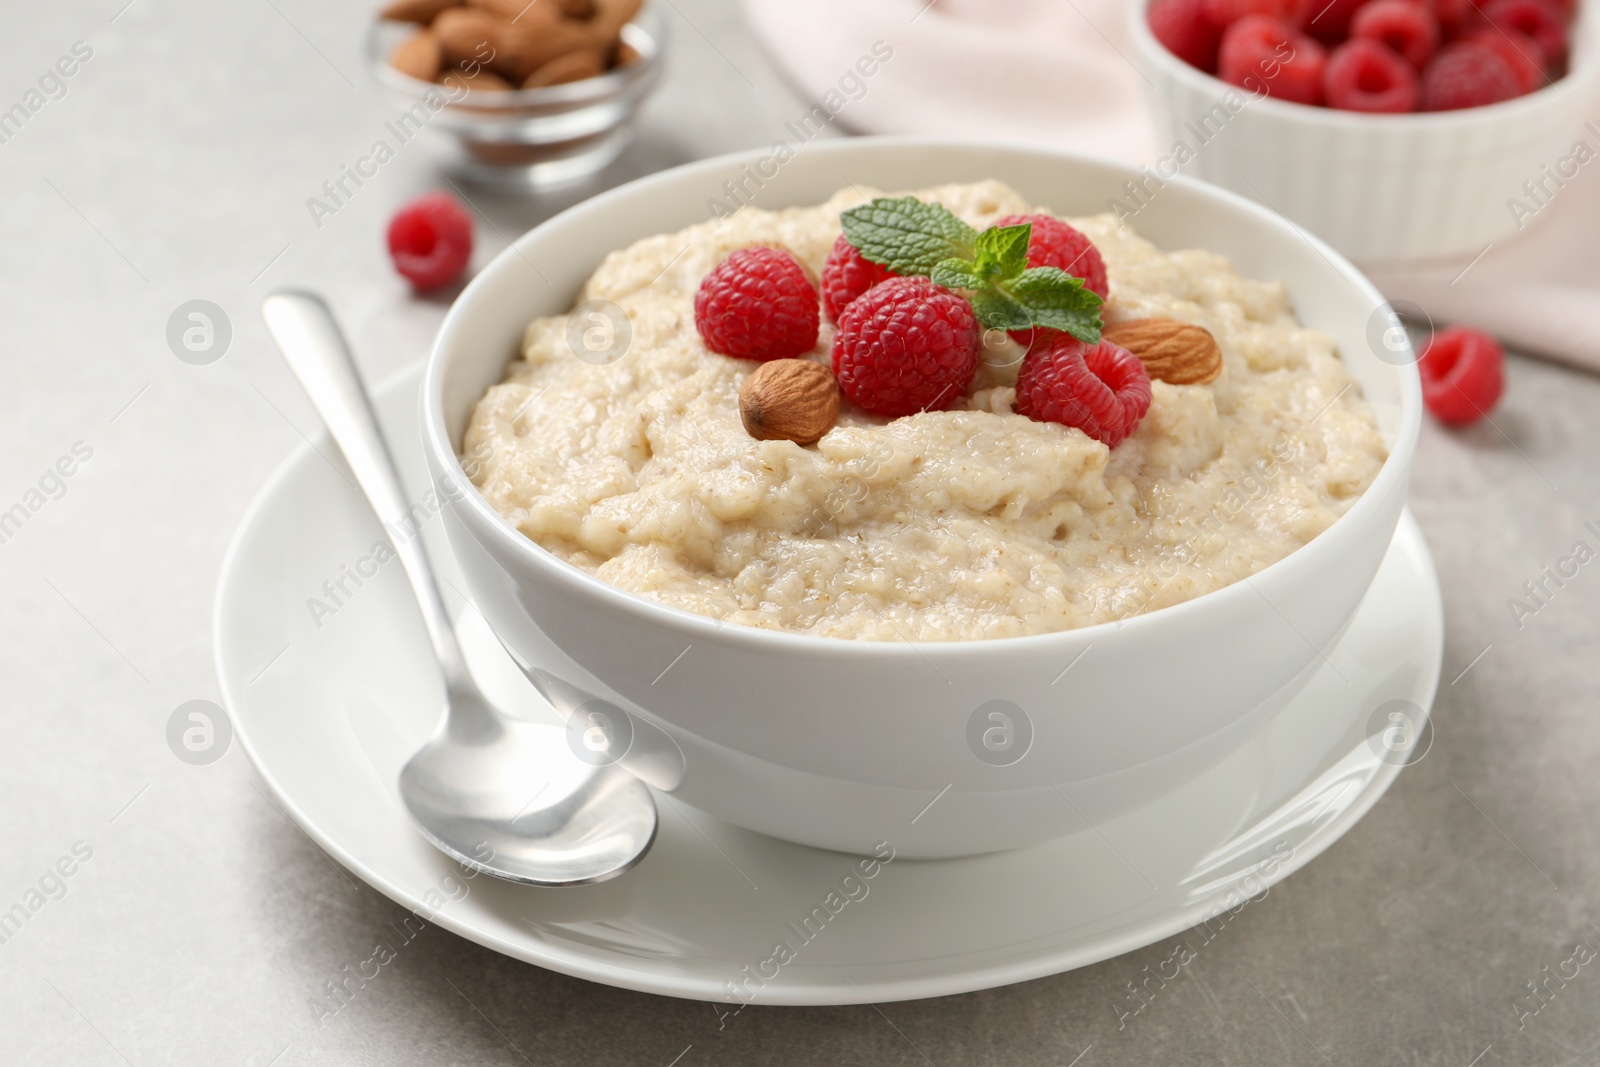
[421,135,1422,659]
[1127,0,1600,129]
[367,3,664,107]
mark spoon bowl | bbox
[399,702,657,886]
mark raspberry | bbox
[694,247,820,361]
[387,192,473,292]
[1482,0,1567,66]
[1429,0,1473,35]
[1351,0,1439,68]
[1418,326,1504,424]
[1324,38,1420,111]
[1467,27,1546,92]
[1149,0,1223,71]
[1220,16,1328,105]
[1420,42,1521,109]
[992,214,1110,300]
[1014,336,1152,448]
[830,278,981,418]
[1301,0,1373,44]
[1204,0,1295,30]
[820,234,896,324]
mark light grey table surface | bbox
[4,1,1600,1064]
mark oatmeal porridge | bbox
[461,181,1388,641]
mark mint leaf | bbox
[967,289,1031,331]
[841,197,977,276]
[973,224,1031,281]
[999,267,1103,343]
[930,258,984,291]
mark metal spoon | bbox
[261,290,657,886]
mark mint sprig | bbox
[840,196,978,275]
[840,197,1103,343]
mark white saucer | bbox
[215,363,1443,1006]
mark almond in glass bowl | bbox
[367,0,664,190]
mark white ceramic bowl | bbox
[1129,0,1600,262]
[421,137,1421,859]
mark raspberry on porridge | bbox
[462,181,1388,641]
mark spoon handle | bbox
[261,290,472,692]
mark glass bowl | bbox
[367,4,665,191]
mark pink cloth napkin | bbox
[743,0,1600,373]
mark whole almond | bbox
[380,0,463,23]
[494,19,598,80]
[1102,318,1223,385]
[522,48,605,86]
[390,29,443,81]
[740,360,840,445]
[558,0,597,17]
[432,7,505,70]
[465,0,559,22]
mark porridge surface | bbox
[463,181,1388,641]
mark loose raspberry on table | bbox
[1220,16,1328,105]
[1014,336,1153,448]
[1466,27,1546,93]
[1419,42,1521,109]
[1324,38,1420,111]
[1149,0,1223,71]
[694,246,820,361]
[1419,327,1504,424]
[992,214,1110,300]
[1482,0,1567,66]
[387,192,474,292]
[1350,0,1439,69]
[830,278,981,418]
[820,233,897,324]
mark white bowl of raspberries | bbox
[1132,0,1600,260]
